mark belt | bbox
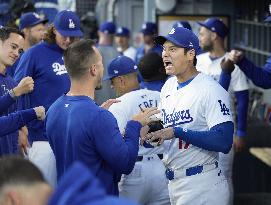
[165,161,218,180]
[136,154,163,162]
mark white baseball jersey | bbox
[160,73,233,170]
[196,52,249,93]
[109,89,166,156]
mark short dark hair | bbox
[64,39,96,79]
[0,156,45,189]
[184,48,197,66]
[0,27,24,41]
[138,52,167,81]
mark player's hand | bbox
[13,76,34,96]
[221,57,235,74]
[132,107,160,126]
[100,99,121,110]
[33,106,45,120]
[141,127,174,146]
[228,49,244,64]
[18,126,30,156]
[234,137,246,152]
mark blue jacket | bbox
[46,95,141,195]
[14,42,70,144]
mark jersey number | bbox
[179,139,190,149]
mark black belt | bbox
[136,154,163,162]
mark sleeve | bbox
[234,90,249,137]
[218,71,231,91]
[108,101,129,134]
[237,57,271,89]
[0,93,15,113]
[92,110,141,175]
[203,83,233,129]
[174,121,234,154]
[14,50,35,110]
[0,109,36,136]
[229,65,249,92]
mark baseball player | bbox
[7,12,48,78]
[49,162,140,205]
[141,27,234,205]
[104,55,170,205]
[115,27,137,61]
[138,52,168,92]
[14,10,83,187]
[196,18,249,204]
[46,39,159,195]
[95,21,118,105]
[0,26,35,156]
[135,22,163,65]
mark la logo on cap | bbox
[169,28,175,34]
[69,19,75,29]
[113,70,119,74]
[33,12,40,19]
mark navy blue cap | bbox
[99,21,116,34]
[197,17,228,38]
[104,56,138,80]
[19,12,48,31]
[155,27,200,55]
[141,22,157,35]
[116,27,130,37]
[53,10,83,37]
[172,21,192,31]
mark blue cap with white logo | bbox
[99,21,116,34]
[53,10,83,37]
[155,27,200,54]
[19,12,48,31]
[104,56,138,80]
[197,17,228,38]
[172,21,192,31]
[141,22,157,35]
[116,27,130,37]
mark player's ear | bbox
[187,49,195,60]
[210,32,217,41]
[6,190,20,205]
[89,64,97,76]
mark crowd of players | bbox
[0,7,270,205]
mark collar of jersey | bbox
[177,77,195,90]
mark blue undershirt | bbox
[174,121,234,154]
[237,57,271,89]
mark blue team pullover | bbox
[48,162,139,205]
[14,42,70,144]
[0,73,18,155]
[46,95,141,196]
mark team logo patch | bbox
[218,100,230,115]
[69,19,75,29]
[52,62,68,75]
[162,108,193,127]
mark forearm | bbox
[173,121,234,154]
[238,58,271,89]
[0,93,15,113]
[235,90,249,137]
[219,71,231,91]
[0,109,36,136]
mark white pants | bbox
[168,168,230,205]
[28,141,57,187]
[219,147,234,205]
[119,154,170,205]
